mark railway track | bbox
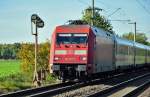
[0,81,76,97]
[87,72,150,97]
[0,69,149,97]
[28,73,124,97]
[0,72,125,97]
[125,79,150,97]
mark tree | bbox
[18,43,34,72]
[13,43,21,59]
[82,7,113,33]
[148,42,150,46]
[2,48,13,59]
[38,41,50,71]
[0,43,21,59]
[0,44,2,59]
[17,41,50,73]
[122,32,149,45]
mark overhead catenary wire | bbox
[77,0,90,6]
[136,0,150,15]
[96,0,112,9]
[108,8,121,17]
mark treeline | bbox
[122,32,150,46]
[0,43,21,59]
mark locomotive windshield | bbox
[57,33,88,44]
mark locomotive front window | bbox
[57,34,72,44]
[57,33,88,44]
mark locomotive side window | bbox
[56,33,88,44]
[57,34,71,44]
[73,34,88,44]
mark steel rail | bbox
[86,73,150,97]
[29,82,88,97]
[0,82,75,97]
[27,73,126,97]
[123,79,150,97]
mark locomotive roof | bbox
[56,24,113,35]
[57,24,90,27]
[55,25,91,33]
[56,25,91,30]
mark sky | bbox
[0,0,150,44]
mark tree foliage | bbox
[0,43,21,59]
[18,43,34,72]
[18,41,50,72]
[38,41,50,71]
[82,7,113,33]
[122,32,149,45]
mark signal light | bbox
[36,19,44,28]
[31,14,37,21]
[31,14,44,28]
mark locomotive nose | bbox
[54,49,87,64]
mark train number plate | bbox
[65,57,75,61]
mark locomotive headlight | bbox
[81,57,87,61]
[54,57,61,61]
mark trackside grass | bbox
[0,60,31,93]
[0,60,56,93]
[0,60,20,78]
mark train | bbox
[49,20,150,81]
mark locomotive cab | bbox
[49,24,95,81]
[54,33,88,80]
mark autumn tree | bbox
[18,43,34,72]
[38,41,50,71]
[122,32,149,45]
[18,41,50,72]
[82,7,113,33]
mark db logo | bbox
[67,50,74,54]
